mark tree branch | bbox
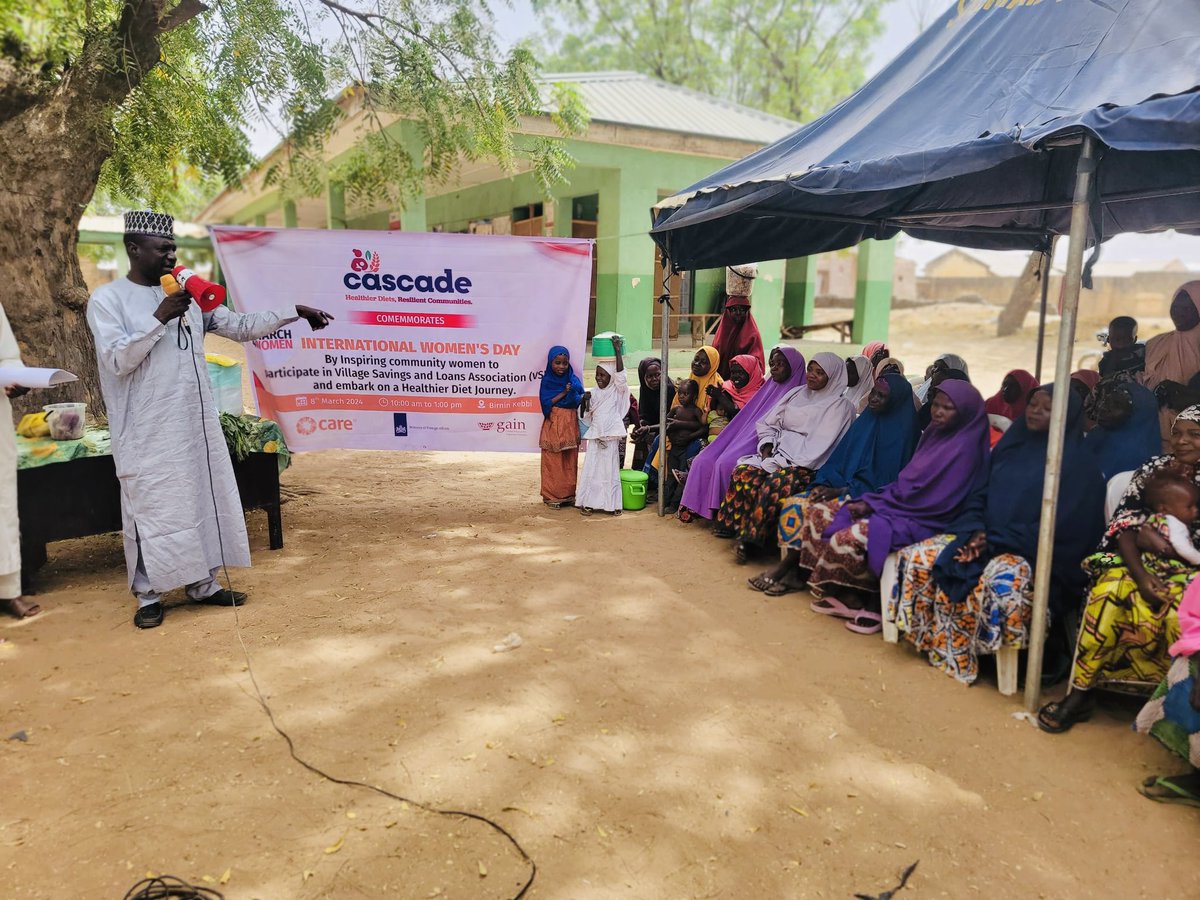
[157,0,210,35]
[313,0,489,119]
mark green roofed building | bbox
[199,72,894,351]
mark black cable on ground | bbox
[122,874,223,900]
[125,315,539,898]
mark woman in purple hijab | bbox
[677,346,807,523]
[803,380,991,634]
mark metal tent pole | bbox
[1034,248,1051,382]
[657,254,672,516]
[1024,134,1097,712]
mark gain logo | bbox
[297,416,317,435]
[350,249,380,273]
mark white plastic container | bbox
[44,402,86,440]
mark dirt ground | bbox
[4,303,1199,899]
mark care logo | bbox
[350,249,381,273]
[297,416,317,435]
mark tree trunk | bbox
[0,0,175,422]
[996,239,1058,338]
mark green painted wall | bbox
[783,256,817,327]
[852,239,896,345]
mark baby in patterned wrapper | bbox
[1143,472,1200,565]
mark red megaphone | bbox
[172,265,226,312]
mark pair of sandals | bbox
[809,594,882,634]
[747,573,804,597]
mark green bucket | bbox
[592,331,622,358]
[620,469,649,511]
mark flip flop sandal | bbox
[1138,776,1200,808]
[712,526,736,539]
[844,610,883,634]
[747,574,777,592]
[676,509,696,523]
[1036,699,1094,734]
[809,596,860,620]
[765,580,805,597]
[734,542,754,565]
[579,507,594,516]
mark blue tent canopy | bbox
[650,0,1200,270]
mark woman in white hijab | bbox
[577,340,630,515]
[714,351,856,563]
[844,355,874,413]
[914,352,970,404]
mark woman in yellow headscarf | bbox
[650,346,721,471]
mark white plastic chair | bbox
[1105,471,1135,521]
[880,552,900,643]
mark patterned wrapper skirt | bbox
[716,464,814,547]
[1070,554,1190,696]
[539,407,580,504]
[892,535,1038,684]
[808,518,876,596]
[1070,552,1194,693]
[778,495,845,570]
[1135,655,1200,768]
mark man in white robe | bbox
[0,301,39,618]
[87,211,332,628]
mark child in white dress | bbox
[577,337,628,515]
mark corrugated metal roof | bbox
[540,72,796,145]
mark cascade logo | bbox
[297,416,353,435]
[350,249,381,273]
[253,326,293,351]
[342,249,474,295]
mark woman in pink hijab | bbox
[1142,281,1200,450]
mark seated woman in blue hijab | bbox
[1085,382,1165,481]
[749,373,919,596]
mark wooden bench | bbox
[780,320,855,343]
[670,313,723,347]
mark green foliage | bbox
[536,0,884,122]
[0,0,587,217]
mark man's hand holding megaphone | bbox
[152,269,334,332]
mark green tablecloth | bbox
[16,416,291,474]
[16,425,111,469]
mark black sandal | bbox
[1036,697,1094,734]
[712,526,735,539]
[747,573,777,592]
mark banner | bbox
[210,227,592,452]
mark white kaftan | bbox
[0,302,24,598]
[736,350,855,474]
[576,365,629,512]
[87,278,298,594]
